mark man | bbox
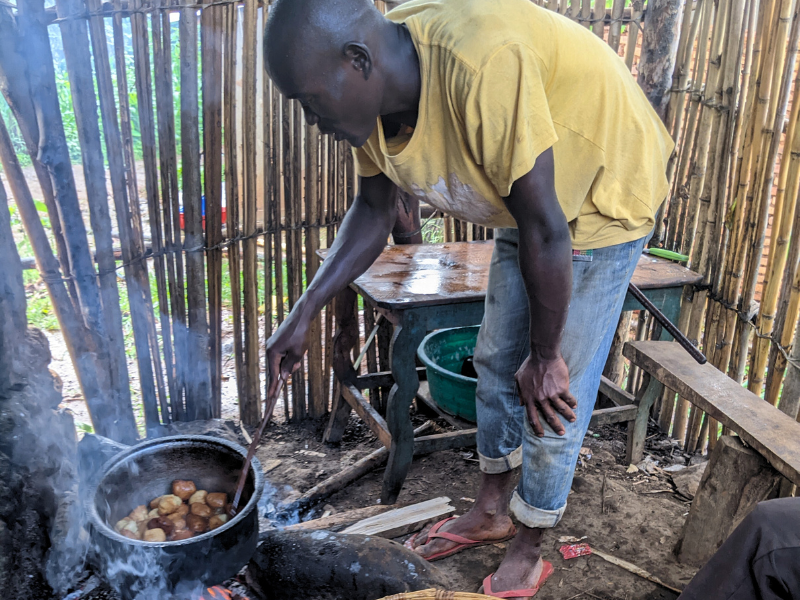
[263,0,673,597]
[678,498,800,599]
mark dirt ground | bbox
[246,414,701,600]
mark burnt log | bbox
[248,529,451,600]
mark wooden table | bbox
[321,241,702,504]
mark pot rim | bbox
[88,435,264,548]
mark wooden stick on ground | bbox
[591,548,682,594]
[342,496,456,539]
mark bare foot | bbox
[409,471,518,560]
[481,526,546,600]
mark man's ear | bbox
[343,42,373,80]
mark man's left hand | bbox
[515,354,577,436]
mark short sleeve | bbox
[463,44,558,197]
[352,145,383,178]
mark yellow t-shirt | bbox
[353,0,675,250]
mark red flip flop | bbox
[481,561,554,599]
[404,516,517,562]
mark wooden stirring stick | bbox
[230,375,287,515]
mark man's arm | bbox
[266,173,398,397]
[502,147,577,436]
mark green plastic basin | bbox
[417,326,479,423]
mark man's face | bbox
[271,50,381,148]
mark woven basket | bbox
[378,590,493,600]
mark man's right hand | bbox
[266,306,311,399]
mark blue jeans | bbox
[474,228,648,528]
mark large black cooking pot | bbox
[88,435,264,599]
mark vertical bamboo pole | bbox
[0,113,137,442]
[749,13,800,399]
[85,0,161,427]
[55,0,133,423]
[242,0,262,425]
[305,123,326,417]
[607,0,625,52]
[202,0,225,418]
[154,0,189,420]
[129,0,174,424]
[592,0,605,38]
[180,0,213,419]
[625,0,644,71]
[224,0,245,417]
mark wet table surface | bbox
[320,241,702,310]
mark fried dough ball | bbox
[190,502,213,518]
[185,513,208,533]
[172,480,197,501]
[150,496,163,509]
[174,503,189,518]
[170,517,187,531]
[170,529,194,541]
[157,494,183,516]
[144,528,166,542]
[206,493,227,509]
[129,505,149,522]
[188,490,207,506]
[147,517,175,536]
[208,514,228,530]
[115,517,133,533]
[121,529,141,540]
[148,508,160,519]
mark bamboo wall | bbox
[2,0,797,446]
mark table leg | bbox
[382,312,425,504]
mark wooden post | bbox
[602,312,632,386]
[676,436,781,566]
[637,0,684,121]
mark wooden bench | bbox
[623,340,800,564]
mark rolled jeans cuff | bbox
[510,490,566,529]
[478,446,523,474]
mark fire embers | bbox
[200,585,250,600]
[113,480,230,542]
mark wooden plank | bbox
[599,375,637,405]
[355,367,427,390]
[413,429,477,455]
[589,404,638,427]
[342,497,456,539]
[285,505,392,532]
[241,0,262,425]
[624,341,800,484]
[341,383,392,449]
